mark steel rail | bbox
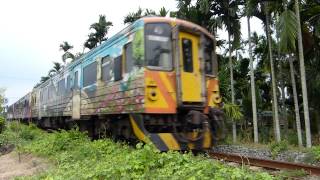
[209,152,320,176]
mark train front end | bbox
[129,18,224,151]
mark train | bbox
[7,17,224,151]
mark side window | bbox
[182,38,193,73]
[58,78,65,95]
[102,56,113,82]
[74,71,79,89]
[42,87,48,102]
[124,43,134,73]
[114,55,122,81]
[83,62,97,87]
[204,37,214,75]
[48,84,55,99]
[66,75,71,92]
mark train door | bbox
[72,70,81,119]
[179,32,202,103]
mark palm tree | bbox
[40,76,50,83]
[246,0,282,142]
[123,7,169,24]
[289,56,303,147]
[84,33,98,50]
[247,15,259,143]
[85,15,113,50]
[59,41,74,64]
[264,2,281,142]
[197,0,241,142]
[48,62,62,77]
[124,7,143,24]
[159,7,169,17]
[277,0,303,147]
[218,1,241,143]
[294,0,312,147]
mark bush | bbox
[311,146,320,161]
[0,116,5,133]
[269,140,289,158]
[10,123,274,180]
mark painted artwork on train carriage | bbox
[80,28,146,115]
[7,17,223,151]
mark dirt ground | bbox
[0,151,49,180]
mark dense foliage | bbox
[0,122,274,179]
[0,116,5,134]
[311,146,320,161]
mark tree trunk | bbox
[289,55,303,147]
[265,4,281,142]
[228,31,236,143]
[315,111,320,143]
[247,16,258,143]
[295,0,312,148]
[276,20,288,138]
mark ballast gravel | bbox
[212,145,319,166]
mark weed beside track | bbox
[0,122,274,179]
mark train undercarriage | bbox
[19,107,224,151]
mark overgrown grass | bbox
[0,122,275,179]
[269,140,289,158]
[0,116,5,133]
[311,146,320,161]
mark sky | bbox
[0,0,263,105]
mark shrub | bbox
[0,116,5,133]
[0,134,7,147]
[311,146,320,161]
[269,140,289,158]
[12,123,273,179]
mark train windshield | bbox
[145,23,173,71]
[204,36,217,76]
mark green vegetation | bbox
[311,146,320,161]
[0,122,274,179]
[0,116,5,133]
[269,140,289,158]
[278,169,307,179]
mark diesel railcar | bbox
[7,17,223,151]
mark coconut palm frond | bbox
[277,9,298,53]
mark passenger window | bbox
[124,43,134,73]
[102,56,113,82]
[114,55,122,81]
[58,78,65,95]
[48,84,55,99]
[74,71,79,89]
[66,75,71,92]
[83,62,97,87]
[182,38,193,72]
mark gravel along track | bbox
[212,145,320,166]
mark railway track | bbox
[208,152,320,176]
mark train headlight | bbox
[146,80,158,101]
[148,89,158,101]
[212,90,221,104]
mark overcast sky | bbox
[0,0,263,105]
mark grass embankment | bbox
[0,122,274,179]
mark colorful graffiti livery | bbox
[7,17,223,151]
